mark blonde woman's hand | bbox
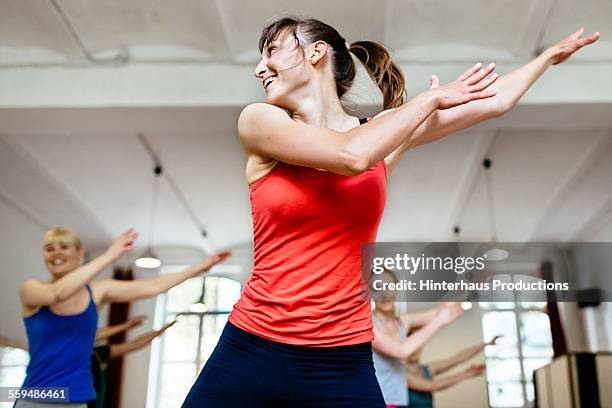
[105,229,138,261]
[194,250,232,274]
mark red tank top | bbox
[229,137,387,346]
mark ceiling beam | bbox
[2,61,612,108]
[526,129,612,242]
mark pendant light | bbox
[136,163,162,269]
[482,158,509,261]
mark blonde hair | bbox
[43,227,83,251]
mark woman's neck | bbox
[374,308,396,322]
[287,77,355,131]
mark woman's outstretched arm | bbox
[95,315,147,342]
[239,65,497,177]
[92,251,230,304]
[399,302,459,331]
[109,320,176,359]
[372,304,462,359]
[19,230,137,308]
[0,336,28,351]
[407,363,485,392]
[384,28,600,173]
[427,335,501,375]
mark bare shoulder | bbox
[19,279,45,315]
[19,279,45,294]
[237,103,290,141]
[238,103,286,184]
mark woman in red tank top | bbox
[182,18,598,408]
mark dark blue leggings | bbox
[181,322,386,408]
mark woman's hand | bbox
[194,250,232,274]
[546,28,600,65]
[105,229,138,261]
[128,314,147,328]
[465,363,486,377]
[487,335,502,346]
[157,319,178,334]
[428,63,499,110]
[434,302,464,326]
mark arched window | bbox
[0,345,29,388]
[480,275,553,408]
[149,268,241,408]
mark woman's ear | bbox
[309,41,328,64]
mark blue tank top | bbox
[408,365,433,408]
[21,285,98,402]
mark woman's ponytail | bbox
[349,41,406,110]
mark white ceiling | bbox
[1,105,611,251]
[0,1,611,291]
[1,0,610,65]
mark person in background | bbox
[89,319,178,408]
[370,269,463,408]
[1,316,177,408]
[16,227,229,407]
[407,336,501,408]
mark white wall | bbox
[120,294,157,408]
[568,226,612,352]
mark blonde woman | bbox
[16,227,229,408]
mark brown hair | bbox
[259,17,406,110]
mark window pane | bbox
[157,276,241,408]
[488,382,524,407]
[480,302,516,310]
[163,315,200,362]
[166,277,203,313]
[522,358,551,382]
[157,362,197,408]
[520,311,553,358]
[0,347,29,366]
[519,302,547,309]
[215,278,241,311]
[204,277,241,311]
[483,312,518,358]
[486,358,522,382]
[0,366,26,387]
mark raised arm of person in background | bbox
[1,316,148,350]
[373,303,463,359]
[109,320,177,359]
[427,335,501,376]
[239,64,498,178]
[19,230,137,309]
[407,363,486,392]
[92,251,231,305]
[384,28,600,173]
[0,336,28,351]
[398,302,458,331]
[95,315,147,342]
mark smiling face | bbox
[371,268,398,312]
[42,228,84,279]
[255,29,316,108]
